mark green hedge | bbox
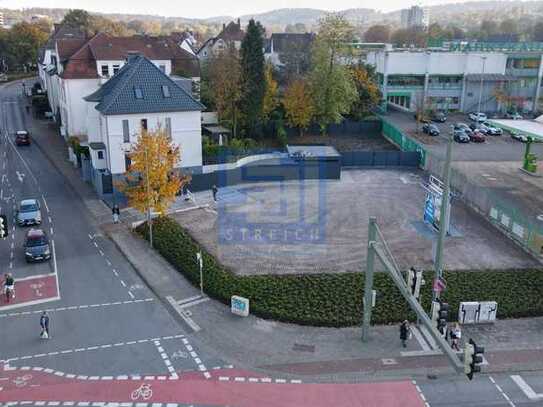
[138,217,543,327]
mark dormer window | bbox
[162,85,170,98]
[134,87,143,99]
[101,64,109,77]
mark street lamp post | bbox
[477,56,487,126]
[196,251,204,295]
[144,145,153,248]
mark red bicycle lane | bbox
[0,369,426,407]
[0,274,59,310]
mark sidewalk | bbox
[22,90,543,380]
[105,222,543,381]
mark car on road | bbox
[506,112,523,120]
[23,229,51,262]
[469,112,488,122]
[16,199,42,226]
[15,130,31,146]
[510,132,530,142]
[431,111,447,122]
[422,123,440,136]
[453,130,471,143]
[469,130,486,143]
[0,74,7,82]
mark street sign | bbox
[433,277,446,293]
[231,295,249,317]
[459,301,498,324]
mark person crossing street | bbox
[40,311,50,339]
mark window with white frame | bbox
[122,120,130,143]
[165,117,172,138]
[112,64,120,75]
[101,64,109,77]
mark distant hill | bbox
[4,1,543,31]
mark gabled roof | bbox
[84,55,204,116]
[197,20,245,55]
[59,33,200,79]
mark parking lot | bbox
[384,110,543,161]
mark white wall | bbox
[371,51,507,76]
[104,111,202,174]
[95,59,172,78]
[86,101,101,143]
[62,78,101,138]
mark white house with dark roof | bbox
[197,20,245,61]
[49,32,200,139]
[84,54,204,175]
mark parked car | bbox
[15,130,31,146]
[0,73,8,82]
[480,122,502,135]
[422,123,440,136]
[16,199,42,226]
[506,112,523,120]
[23,229,51,262]
[469,112,488,122]
[453,130,471,143]
[469,130,486,143]
[511,132,530,142]
[454,123,473,135]
[431,111,447,122]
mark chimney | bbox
[223,23,226,31]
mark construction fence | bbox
[381,115,543,260]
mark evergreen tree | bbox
[240,19,265,136]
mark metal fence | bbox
[341,151,420,167]
[381,120,426,166]
[425,150,543,259]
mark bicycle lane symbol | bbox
[12,374,32,388]
[131,383,153,401]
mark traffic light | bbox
[431,299,449,334]
[407,267,423,299]
[464,338,485,380]
[0,214,8,239]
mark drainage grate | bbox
[292,343,315,353]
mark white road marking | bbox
[41,196,49,213]
[413,380,431,407]
[1,333,184,364]
[128,291,135,299]
[511,375,542,401]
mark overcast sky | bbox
[2,0,474,19]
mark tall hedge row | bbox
[138,217,543,327]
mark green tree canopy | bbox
[239,19,266,136]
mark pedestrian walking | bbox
[40,311,50,339]
[112,204,120,224]
[400,320,410,348]
[450,322,461,351]
[212,185,218,202]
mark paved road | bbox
[0,80,542,406]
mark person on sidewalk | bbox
[212,185,218,202]
[112,204,120,224]
[40,311,50,339]
[400,320,410,348]
[450,322,461,351]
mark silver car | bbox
[16,199,42,226]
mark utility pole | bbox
[362,217,377,342]
[477,56,487,126]
[432,129,453,302]
[145,144,153,248]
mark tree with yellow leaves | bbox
[118,125,187,246]
[262,63,279,121]
[283,79,315,136]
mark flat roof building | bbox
[367,42,543,114]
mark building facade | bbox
[367,44,543,114]
[197,20,245,61]
[47,32,200,139]
[400,6,429,29]
[84,55,204,175]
